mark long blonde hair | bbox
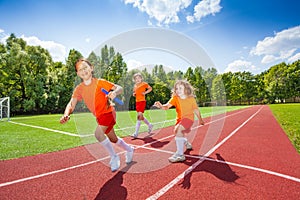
[172,80,195,97]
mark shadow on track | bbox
[94,162,137,200]
[180,153,240,189]
[133,135,170,148]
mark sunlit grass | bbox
[269,103,300,153]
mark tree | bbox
[211,74,226,105]
[203,68,218,103]
[22,45,52,112]
[264,62,287,103]
[57,49,82,112]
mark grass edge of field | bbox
[269,104,300,154]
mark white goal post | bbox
[0,97,10,121]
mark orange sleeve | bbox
[98,79,114,92]
[168,96,177,107]
[72,84,83,101]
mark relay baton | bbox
[101,88,124,105]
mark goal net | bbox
[0,97,10,121]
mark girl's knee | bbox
[137,113,144,120]
[109,138,117,143]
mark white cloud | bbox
[225,60,259,73]
[85,38,91,43]
[124,0,222,26]
[21,35,67,62]
[261,55,277,64]
[187,0,222,23]
[288,52,300,63]
[250,25,300,64]
[124,0,192,26]
[126,59,144,71]
[0,28,8,43]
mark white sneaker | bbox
[148,124,153,133]
[110,155,120,172]
[131,132,138,138]
[185,141,193,150]
[125,147,134,164]
[168,153,186,163]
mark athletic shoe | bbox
[125,147,134,164]
[148,124,153,133]
[185,141,193,150]
[168,154,186,163]
[110,155,120,172]
[131,132,138,139]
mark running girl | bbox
[154,80,205,163]
[60,58,134,172]
[131,72,153,138]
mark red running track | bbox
[0,105,299,199]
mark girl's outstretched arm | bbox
[60,98,77,124]
[154,101,172,110]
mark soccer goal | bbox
[0,97,10,121]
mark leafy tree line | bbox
[1,34,299,115]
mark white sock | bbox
[175,137,185,156]
[100,137,116,157]
[183,137,187,144]
[116,138,132,152]
[143,118,150,126]
[135,120,141,134]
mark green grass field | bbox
[1,104,298,160]
[269,103,300,153]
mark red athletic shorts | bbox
[136,101,146,113]
[176,118,193,133]
[96,111,116,134]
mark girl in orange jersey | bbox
[131,72,153,138]
[60,58,134,172]
[154,80,205,163]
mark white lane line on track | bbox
[146,106,264,200]
[137,145,300,183]
[0,156,109,188]
[0,107,249,188]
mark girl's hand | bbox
[108,91,117,100]
[154,101,162,109]
[60,115,70,124]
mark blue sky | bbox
[1,0,299,74]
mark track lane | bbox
[1,105,299,199]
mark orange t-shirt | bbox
[72,78,114,117]
[168,95,198,123]
[134,82,150,102]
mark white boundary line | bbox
[137,145,300,183]
[146,106,264,200]
[8,121,86,137]
[7,106,294,192]
[0,156,110,188]
[0,108,247,188]
[7,107,242,138]
[8,119,176,138]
